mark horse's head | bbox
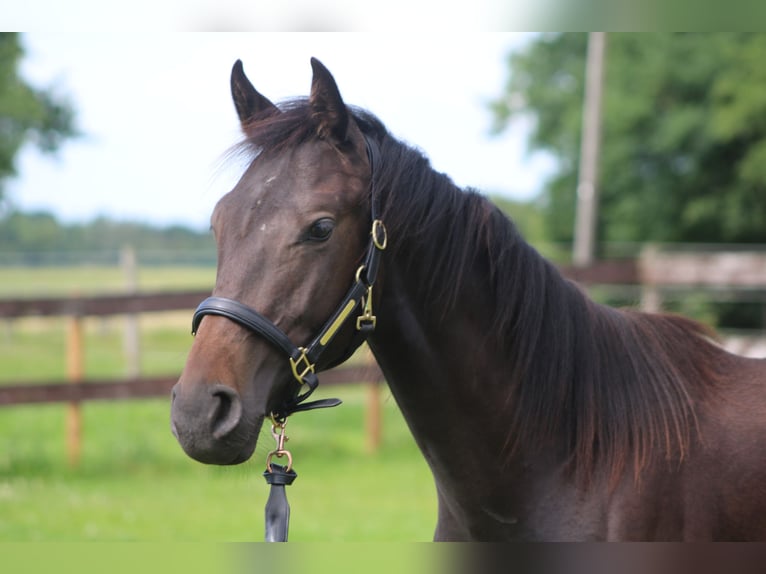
[171,58,377,465]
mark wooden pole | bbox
[365,349,382,454]
[66,314,84,468]
[366,380,382,454]
[639,245,663,313]
[121,246,140,378]
[573,32,607,267]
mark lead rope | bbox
[263,417,297,542]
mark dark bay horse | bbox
[171,57,766,541]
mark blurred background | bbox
[1,32,765,542]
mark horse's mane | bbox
[237,98,724,485]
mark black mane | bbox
[238,98,724,484]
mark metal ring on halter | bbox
[371,219,388,250]
[355,264,367,284]
[266,450,293,473]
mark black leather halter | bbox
[191,136,386,422]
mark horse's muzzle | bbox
[170,381,257,465]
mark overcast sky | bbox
[9,33,555,230]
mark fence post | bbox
[365,349,382,454]
[66,314,84,468]
[121,246,140,378]
[639,245,663,313]
[366,380,382,454]
[573,32,607,268]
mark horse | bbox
[170,57,766,541]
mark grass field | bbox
[0,265,437,541]
[0,264,217,296]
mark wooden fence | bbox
[0,289,384,465]
[1,248,765,465]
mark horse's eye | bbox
[307,218,335,242]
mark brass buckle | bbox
[289,347,315,384]
[371,220,387,250]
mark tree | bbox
[0,208,215,265]
[0,33,76,199]
[491,33,766,247]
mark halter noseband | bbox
[191,135,385,422]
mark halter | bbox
[191,135,386,422]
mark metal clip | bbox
[356,285,377,330]
[266,419,293,472]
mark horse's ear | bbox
[309,57,349,144]
[230,60,278,129]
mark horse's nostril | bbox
[213,391,232,423]
[209,384,243,440]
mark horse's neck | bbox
[367,251,563,538]
[368,204,572,445]
[369,200,724,497]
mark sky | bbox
[9,33,555,230]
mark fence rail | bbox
[0,365,383,407]
[3,249,765,320]
[0,289,209,319]
[0,261,641,320]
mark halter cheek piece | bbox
[191,136,385,422]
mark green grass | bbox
[0,389,435,541]
[0,314,193,381]
[0,265,437,541]
[0,387,436,541]
[0,265,215,296]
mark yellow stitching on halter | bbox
[289,348,315,384]
[319,299,358,346]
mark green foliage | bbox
[0,209,215,265]
[492,33,766,246]
[489,194,547,243]
[0,33,76,196]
